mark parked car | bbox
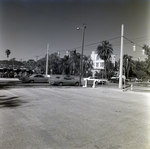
[21,74,49,83]
[83,76,107,85]
[110,75,126,83]
[49,75,82,86]
[128,77,138,82]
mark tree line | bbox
[4,41,150,80]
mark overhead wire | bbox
[123,36,143,48]
[8,2,150,60]
[20,36,150,61]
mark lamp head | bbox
[77,27,80,30]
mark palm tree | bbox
[106,60,115,79]
[68,52,81,75]
[4,49,11,77]
[5,49,11,59]
[49,53,61,74]
[142,44,150,57]
[59,55,69,75]
[135,60,147,79]
[82,55,93,77]
[96,40,113,78]
[142,45,150,75]
[36,58,46,74]
[123,54,134,79]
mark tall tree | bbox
[123,54,134,79]
[106,61,115,79]
[10,58,16,68]
[36,58,46,74]
[142,44,150,58]
[96,40,113,78]
[135,60,147,79]
[49,53,61,74]
[5,49,11,59]
[26,59,36,74]
[142,44,150,75]
[68,51,81,75]
[82,55,93,77]
[61,55,69,75]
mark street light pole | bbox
[77,24,86,86]
[46,43,49,76]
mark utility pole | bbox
[119,24,124,89]
[35,56,39,61]
[77,23,86,86]
[46,43,49,76]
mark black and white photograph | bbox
[0,0,150,148]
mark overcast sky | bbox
[0,0,150,61]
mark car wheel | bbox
[30,80,34,83]
[59,82,63,86]
[75,82,79,86]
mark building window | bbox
[96,63,99,67]
[96,56,99,60]
[100,62,104,68]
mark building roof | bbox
[0,60,24,69]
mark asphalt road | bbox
[0,78,150,92]
[0,87,150,149]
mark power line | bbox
[58,37,120,53]
[19,36,150,60]
[59,35,150,53]
[130,36,150,42]
[112,35,150,43]
[123,36,143,48]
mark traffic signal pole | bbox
[46,43,49,76]
[119,24,124,89]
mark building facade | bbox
[0,60,31,78]
[91,51,116,76]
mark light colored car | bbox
[128,77,138,82]
[84,76,107,85]
[110,75,126,83]
[21,74,49,83]
[49,75,81,86]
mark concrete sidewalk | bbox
[0,78,150,93]
[0,78,19,81]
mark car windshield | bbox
[55,76,60,79]
[89,77,98,79]
[34,75,43,77]
[30,74,44,77]
[64,77,72,80]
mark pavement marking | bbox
[2,89,18,97]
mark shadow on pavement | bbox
[0,96,27,108]
[0,81,20,89]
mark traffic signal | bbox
[133,44,136,51]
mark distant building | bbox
[0,60,24,69]
[66,49,76,57]
[90,51,116,76]
[0,60,29,78]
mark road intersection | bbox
[0,86,150,149]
